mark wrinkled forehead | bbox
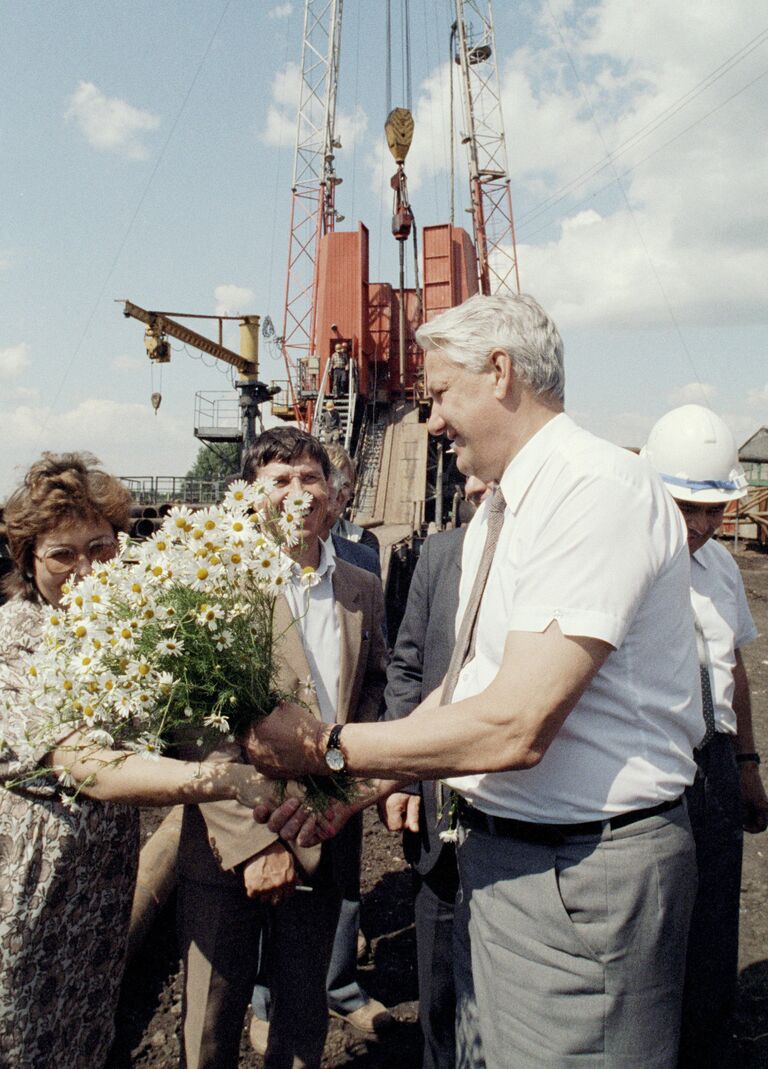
[425,348,463,392]
[257,454,327,481]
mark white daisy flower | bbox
[196,603,225,630]
[203,712,230,733]
[158,636,184,657]
[127,733,165,761]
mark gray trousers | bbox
[454,803,697,1069]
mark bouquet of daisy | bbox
[22,478,346,806]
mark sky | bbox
[1,0,766,498]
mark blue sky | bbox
[1,0,766,496]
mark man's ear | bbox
[490,348,514,399]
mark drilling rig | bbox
[271,0,519,618]
[119,1,519,622]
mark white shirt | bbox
[445,413,702,822]
[691,538,757,736]
[283,538,340,724]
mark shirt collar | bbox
[315,536,336,578]
[498,412,576,514]
[691,545,709,570]
[292,536,336,581]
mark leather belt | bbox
[457,797,683,846]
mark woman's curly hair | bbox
[0,452,132,603]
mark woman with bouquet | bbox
[0,453,280,1069]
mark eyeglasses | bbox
[34,539,118,574]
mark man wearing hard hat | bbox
[644,404,768,1069]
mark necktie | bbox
[436,488,506,827]
[441,488,507,705]
[693,613,717,750]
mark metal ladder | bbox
[353,410,388,518]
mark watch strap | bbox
[327,724,343,752]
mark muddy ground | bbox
[108,549,768,1069]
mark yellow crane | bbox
[121,300,279,454]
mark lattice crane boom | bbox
[454,0,520,295]
[280,0,344,418]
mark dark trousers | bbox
[251,815,366,1023]
[413,846,459,1069]
[678,733,743,1069]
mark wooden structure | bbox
[740,426,768,486]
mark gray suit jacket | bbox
[383,527,464,875]
[178,556,388,886]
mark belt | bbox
[457,797,683,846]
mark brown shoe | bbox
[330,998,394,1037]
[249,1016,270,1056]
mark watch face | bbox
[325,747,345,772]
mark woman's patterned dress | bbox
[0,597,140,1069]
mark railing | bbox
[120,476,228,506]
[194,392,241,439]
[269,380,295,416]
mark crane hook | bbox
[151,391,162,413]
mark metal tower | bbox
[454,0,520,295]
[280,0,344,417]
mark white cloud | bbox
[747,383,768,412]
[368,63,454,196]
[268,3,293,18]
[0,343,30,379]
[0,398,194,499]
[512,3,768,324]
[667,381,718,407]
[65,81,160,160]
[262,63,301,148]
[262,62,367,154]
[336,105,368,153]
[11,385,39,401]
[574,407,653,450]
[400,2,768,328]
[214,284,256,316]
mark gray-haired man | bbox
[247,293,702,1069]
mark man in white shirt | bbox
[644,404,768,1069]
[178,428,387,1069]
[248,293,702,1069]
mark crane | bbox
[279,0,344,424]
[276,1,518,428]
[121,300,278,455]
[453,0,520,295]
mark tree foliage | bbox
[185,443,240,482]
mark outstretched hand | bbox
[255,796,353,847]
[379,791,420,833]
[243,702,325,777]
[254,779,388,847]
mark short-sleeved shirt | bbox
[691,538,757,736]
[445,413,701,822]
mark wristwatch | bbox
[324,724,346,772]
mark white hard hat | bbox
[642,404,748,503]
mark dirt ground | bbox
[108,549,768,1069]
